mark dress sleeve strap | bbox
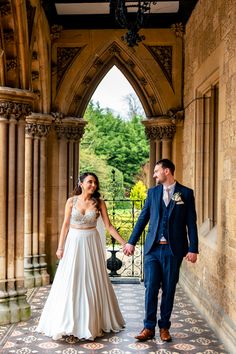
[72,195,78,207]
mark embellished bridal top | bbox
[70,196,98,228]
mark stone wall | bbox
[181,0,236,351]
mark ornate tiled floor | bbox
[0,283,228,354]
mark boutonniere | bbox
[172,192,183,202]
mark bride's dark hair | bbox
[73,172,101,208]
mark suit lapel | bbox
[168,182,181,218]
[153,186,162,229]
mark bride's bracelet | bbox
[57,247,64,251]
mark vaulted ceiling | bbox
[42,0,198,30]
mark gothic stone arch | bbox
[51,29,183,118]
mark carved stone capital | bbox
[0,87,35,121]
[0,101,31,120]
[25,123,51,138]
[144,124,176,140]
[25,113,53,138]
[55,125,85,141]
[55,117,87,141]
[142,117,177,140]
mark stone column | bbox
[55,117,87,230]
[24,131,34,288]
[149,139,156,186]
[0,87,34,325]
[74,141,79,182]
[143,117,176,187]
[0,114,8,322]
[24,114,52,288]
[32,136,41,286]
[162,138,172,159]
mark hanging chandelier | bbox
[111,1,158,47]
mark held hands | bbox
[185,252,198,263]
[123,243,135,256]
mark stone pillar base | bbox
[39,254,50,286]
[0,287,10,325]
[0,289,30,325]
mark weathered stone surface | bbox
[182,0,236,352]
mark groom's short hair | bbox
[156,159,175,175]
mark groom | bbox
[124,159,198,342]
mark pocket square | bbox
[176,201,184,204]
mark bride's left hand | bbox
[56,248,64,259]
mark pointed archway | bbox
[52,37,182,118]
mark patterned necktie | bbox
[163,187,170,206]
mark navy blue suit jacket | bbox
[128,182,199,257]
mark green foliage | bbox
[81,101,149,191]
[79,148,124,199]
[130,180,147,209]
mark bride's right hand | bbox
[56,248,64,259]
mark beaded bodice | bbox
[70,196,97,227]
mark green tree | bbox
[81,101,149,191]
[79,148,124,199]
[130,180,147,209]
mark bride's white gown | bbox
[36,197,125,340]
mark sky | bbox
[91,66,144,118]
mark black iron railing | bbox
[105,199,145,280]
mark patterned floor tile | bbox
[0,283,229,354]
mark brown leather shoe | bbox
[135,328,155,341]
[160,328,172,341]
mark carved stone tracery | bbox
[145,45,173,87]
[57,47,84,87]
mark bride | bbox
[36,172,126,340]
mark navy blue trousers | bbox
[143,244,183,330]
